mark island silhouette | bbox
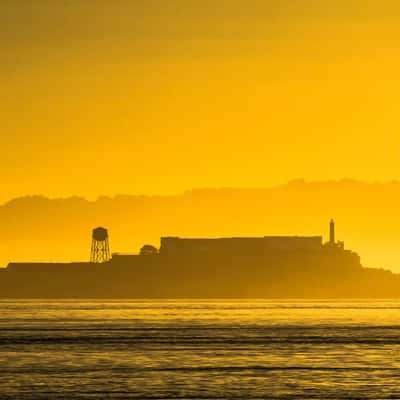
[3,180,400,271]
[0,219,399,298]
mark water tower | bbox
[90,227,111,263]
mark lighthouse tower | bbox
[329,219,335,245]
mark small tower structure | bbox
[90,227,111,263]
[329,219,335,245]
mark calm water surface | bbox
[1,300,400,399]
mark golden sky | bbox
[2,1,400,202]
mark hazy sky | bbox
[2,1,400,202]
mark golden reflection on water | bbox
[1,300,400,399]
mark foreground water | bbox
[1,300,400,399]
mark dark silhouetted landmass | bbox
[2,179,400,272]
[1,221,400,298]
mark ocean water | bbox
[1,300,400,399]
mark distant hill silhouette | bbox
[1,179,400,271]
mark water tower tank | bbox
[92,227,108,242]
